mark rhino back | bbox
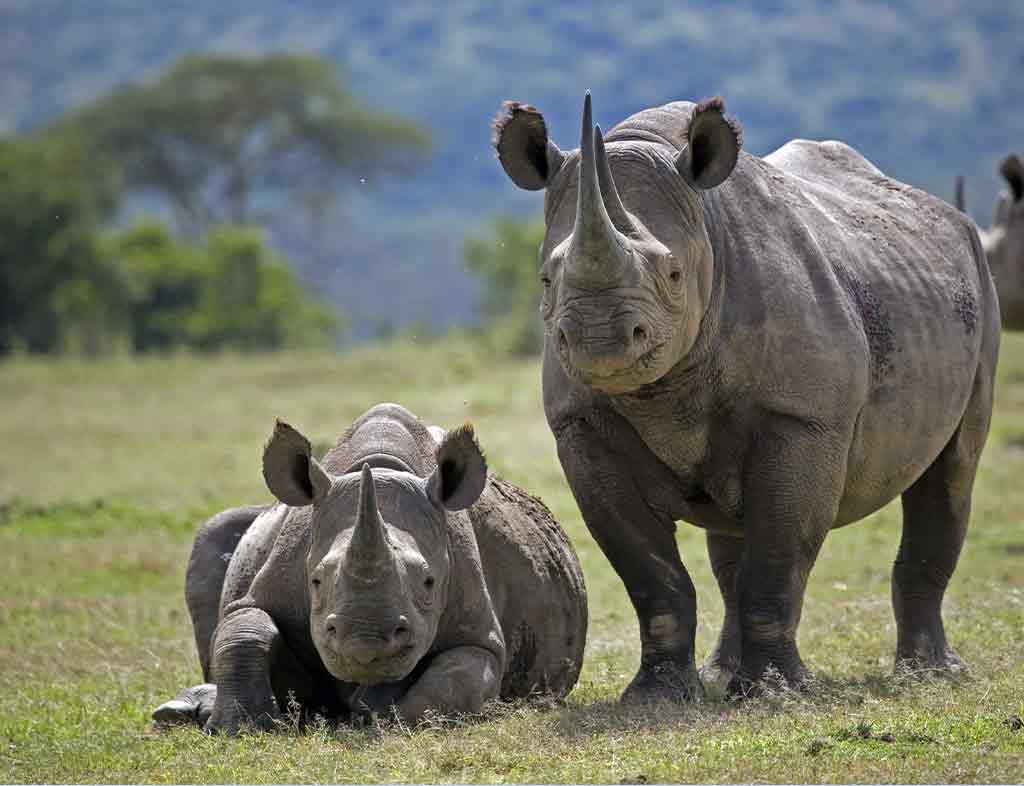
[469,475,587,698]
[321,403,437,476]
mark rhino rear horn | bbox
[428,424,487,511]
[263,420,332,507]
[594,124,633,231]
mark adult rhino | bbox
[493,92,998,701]
[955,155,1024,329]
[154,404,586,734]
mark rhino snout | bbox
[325,613,414,665]
[557,314,654,379]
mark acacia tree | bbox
[464,217,546,356]
[53,53,430,237]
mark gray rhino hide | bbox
[494,94,998,701]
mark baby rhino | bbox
[154,404,587,734]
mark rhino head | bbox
[493,91,741,394]
[262,420,487,685]
[992,154,1024,260]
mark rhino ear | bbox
[262,420,332,507]
[493,101,567,191]
[427,424,487,511]
[676,96,742,190]
[1000,153,1023,203]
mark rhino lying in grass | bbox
[494,92,998,701]
[154,404,587,734]
[955,155,1024,329]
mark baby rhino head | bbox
[262,420,487,685]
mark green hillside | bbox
[2,1,1022,334]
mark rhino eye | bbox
[311,577,321,588]
[669,270,682,283]
[424,576,436,590]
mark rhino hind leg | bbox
[893,365,992,675]
[702,533,743,687]
[892,352,995,675]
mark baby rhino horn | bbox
[349,464,390,565]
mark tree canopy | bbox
[52,53,431,236]
[464,217,546,356]
[0,138,123,354]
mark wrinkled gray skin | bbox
[494,92,999,701]
[955,156,1024,329]
[153,404,586,734]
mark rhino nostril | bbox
[392,616,412,647]
[632,325,648,345]
[558,326,570,356]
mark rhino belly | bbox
[835,292,983,525]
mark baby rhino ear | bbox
[262,420,332,507]
[427,424,488,511]
[493,101,567,190]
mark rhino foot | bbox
[726,662,809,699]
[153,683,217,727]
[895,643,968,678]
[621,661,704,704]
[699,657,739,693]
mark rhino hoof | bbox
[621,661,704,704]
[895,649,968,678]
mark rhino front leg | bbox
[205,607,285,735]
[729,422,846,695]
[703,533,743,686]
[392,646,503,723]
[556,418,703,703]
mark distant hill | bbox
[3,0,1022,336]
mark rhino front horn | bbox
[350,464,390,565]
[567,91,630,288]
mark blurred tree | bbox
[0,138,124,355]
[108,221,344,352]
[464,217,546,356]
[53,53,431,237]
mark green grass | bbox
[1,335,1023,783]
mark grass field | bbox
[1,335,1022,783]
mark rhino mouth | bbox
[323,644,420,685]
[573,341,668,392]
